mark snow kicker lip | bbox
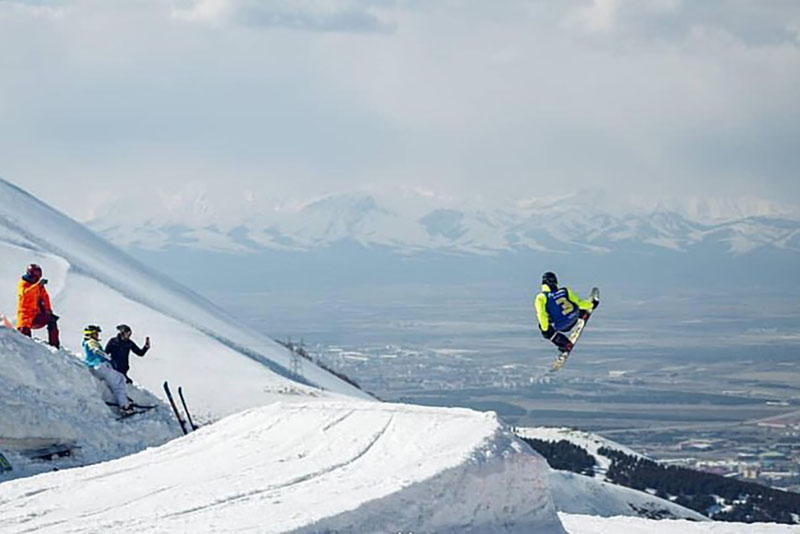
[0,401,567,534]
[287,433,567,534]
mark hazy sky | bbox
[1,0,799,220]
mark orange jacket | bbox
[17,278,52,329]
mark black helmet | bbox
[542,271,558,288]
[116,324,132,335]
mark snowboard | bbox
[549,287,599,372]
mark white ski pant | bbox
[91,362,128,407]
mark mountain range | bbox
[87,189,800,257]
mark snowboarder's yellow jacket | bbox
[535,284,594,332]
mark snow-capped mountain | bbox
[87,189,800,256]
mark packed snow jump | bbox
[535,271,600,372]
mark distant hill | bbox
[517,427,800,525]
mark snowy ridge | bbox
[85,189,800,255]
[549,471,706,521]
[0,328,178,481]
[517,426,644,475]
[559,513,800,533]
[0,177,373,419]
[0,401,567,534]
[517,427,706,521]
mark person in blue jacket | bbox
[82,325,132,413]
[535,271,599,352]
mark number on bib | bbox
[555,297,574,315]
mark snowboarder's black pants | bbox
[540,321,577,352]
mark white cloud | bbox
[0,0,68,17]
[565,0,624,34]
[172,0,395,33]
[0,0,799,220]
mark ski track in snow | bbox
[0,402,568,534]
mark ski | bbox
[163,381,188,435]
[106,401,157,410]
[178,386,198,431]
[116,407,155,421]
[549,287,600,372]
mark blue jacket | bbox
[82,338,110,368]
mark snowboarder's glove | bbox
[592,299,599,310]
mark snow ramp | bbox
[0,401,567,534]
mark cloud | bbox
[563,0,800,46]
[0,0,68,17]
[565,0,625,34]
[172,0,396,33]
[0,0,799,220]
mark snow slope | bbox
[0,328,179,480]
[0,401,567,534]
[560,513,800,534]
[0,324,760,534]
[0,177,372,420]
[518,427,707,521]
[549,471,706,521]
[517,426,644,475]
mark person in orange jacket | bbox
[17,263,60,348]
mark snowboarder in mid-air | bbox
[16,263,60,348]
[105,324,150,384]
[535,271,599,370]
[82,325,133,414]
